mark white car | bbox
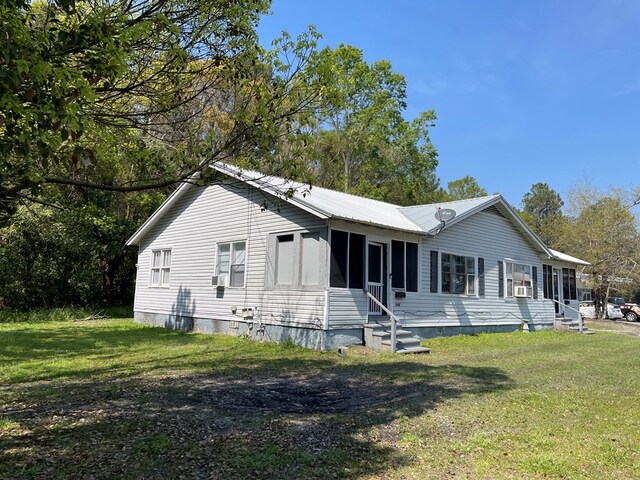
[579,301,623,320]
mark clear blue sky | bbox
[257,0,640,208]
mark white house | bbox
[126,163,589,351]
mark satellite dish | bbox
[435,208,456,222]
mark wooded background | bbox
[1,1,638,312]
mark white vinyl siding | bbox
[133,181,327,328]
[400,210,555,328]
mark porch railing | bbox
[367,284,383,314]
[551,299,584,333]
[366,292,400,353]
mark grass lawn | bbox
[1,313,639,479]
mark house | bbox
[126,163,589,351]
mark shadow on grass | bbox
[0,323,514,479]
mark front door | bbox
[552,268,563,315]
[368,243,384,314]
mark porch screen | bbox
[562,268,577,300]
[391,240,418,292]
[542,264,553,299]
[330,230,365,288]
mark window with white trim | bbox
[273,231,322,287]
[150,249,172,287]
[506,262,532,297]
[441,253,475,295]
[217,241,246,287]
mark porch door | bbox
[368,243,384,314]
[552,268,563,315]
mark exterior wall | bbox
[326,210,557,331]
[401,209,555,329]
[543,259,582,322]
[133,181,328,332]
[134,311,362,350]
[325,219,424,329]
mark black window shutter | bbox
[430,250,438,293]
[478,257,485,296]
[498,260,504,298]
[532,266,538,299]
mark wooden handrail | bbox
[366,292,399,353]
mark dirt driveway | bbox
[585,317,640,336]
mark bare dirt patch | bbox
[585,318,640,336]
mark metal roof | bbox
[549,248,591,266]
[214,163,425,233]
[399,195,503,234]
[126,162,590,267]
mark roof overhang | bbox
[126,173,200,246]
[426,195,553,257]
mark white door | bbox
[553,268,563,315]
[368,243,384,314]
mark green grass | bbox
[1,314,639,479]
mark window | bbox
[276,235,294,285]
[330,230,365,288]
[272,231,322,287]
[301,232,320,285]
[217,241,246,287]
[391,240,419,292]
[441,253,475,295]
[150,249,171,287]
[562,268,577,300]
[506,262,531,297]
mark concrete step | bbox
[364,322,430,353]
[568,326,594,334]
[371,328,413,338]
[381,336,426,353]
[395,346,431,354]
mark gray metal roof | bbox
[214,163,425,233]
[126,162,589,267]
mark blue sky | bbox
[257,0,640,208]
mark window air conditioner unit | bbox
[211,275,229,288]
[514,285,529,298]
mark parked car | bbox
[608,297,625,308]
[607,297,629,321]
[579,301,595,319]
[580,300,623,320]
[622,303,640,322]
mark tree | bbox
[520,182,564,245]
[445,176,487,201]
[304,44,442,205]
[556,182,640,318]
[1,1,327,219]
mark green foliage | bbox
[1,0,334,217]
[1,319,640,478]
[556,182,640,315]
[521,182,565,245]
[445,175,488,201]
[303,44,442,205]
[0,198,153,309]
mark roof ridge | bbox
[399,194,501,210]
[215,163,403,209]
